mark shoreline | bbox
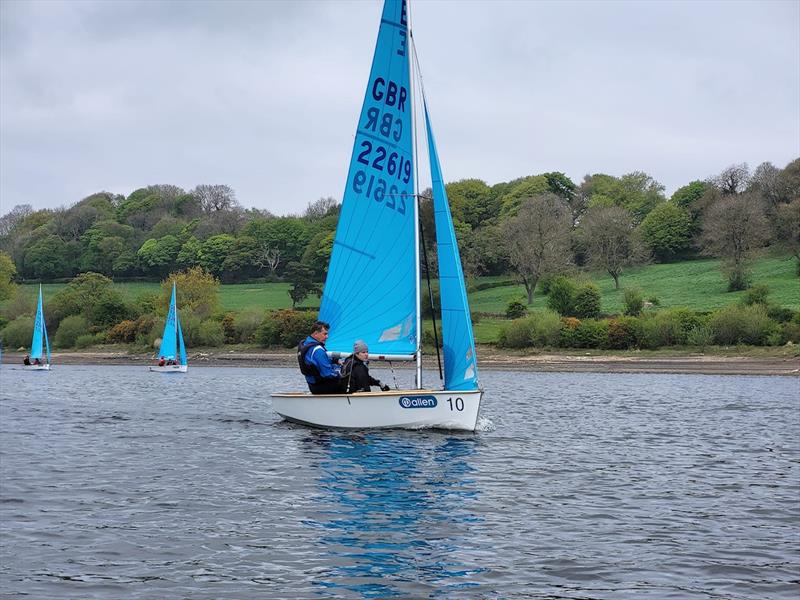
[3,349,798,376]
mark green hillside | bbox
[6,255,798,316]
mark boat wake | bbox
[475,416,495,432]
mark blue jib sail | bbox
[158,283,185,365]
[30,285,50,364]
[423,100,480,391]
[319,0,417,356]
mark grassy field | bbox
[6,256,798,320]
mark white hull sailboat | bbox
[149,282,188,373]
[273,390,482,431]
[272,0,483,431]
[149,364,188,373]
[24,285,51,371]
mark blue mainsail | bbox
[423,100,480,390]
[319,0,417,356]
[158,283,187,366]
[30,285,51,364]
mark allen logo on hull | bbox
[399,395,437,409]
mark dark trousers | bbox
[308,378,344,395]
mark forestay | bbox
[319,0,417,357]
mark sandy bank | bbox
[3,349,798,376]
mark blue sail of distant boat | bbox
[319,0,417,356]
[177,310,187,366]
[158,283,186,365]
[30,285,51,364]
[423,100,479,391]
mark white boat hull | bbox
[271,389,482,431]
[149,365,188,373]
[20,364,51,371]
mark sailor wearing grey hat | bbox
[341,340,391,393]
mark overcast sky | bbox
[1,0,798,216]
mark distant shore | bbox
[3,348,798,376]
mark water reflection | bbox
[301,432,486,597]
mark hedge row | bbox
[499,306,800,350]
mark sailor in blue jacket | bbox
[297,320,343,394]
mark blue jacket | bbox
[300,336,340,384]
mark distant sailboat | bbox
[272,0,482,431]
[149,282,188,373]
[24,285,51,370]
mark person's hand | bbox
[381,384,390,392]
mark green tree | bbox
[775,199,800,274]
[701,193,770,290]
[241,217,310,273]
[285,262,321,308]
[137,235,180,276]
[176,237,202,269]
[579,206,646,289]
[639,203,693,261]
[445,179,498,228]
[0,251,17,301]
[24,234,75,279]
[163,267,220,319]
[498,175,550,218]
[198,234,236,276]
[502,194,573,304]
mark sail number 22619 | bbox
[353,170,407,215]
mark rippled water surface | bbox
[1,365,798,599]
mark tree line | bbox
[0,159,798,303]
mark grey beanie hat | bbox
[353,340,368,354]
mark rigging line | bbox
[419,202,443,383]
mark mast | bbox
[407,0,422,389]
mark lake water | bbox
[0,365,798,599]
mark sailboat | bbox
[271,0,482,431]
[149,282,188,373]
[24,285,51,370]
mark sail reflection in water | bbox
[301,432,486,596]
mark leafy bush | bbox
[74,333,96,349]
[573,283,601,319]
[686,325,714,348]
[639,308,704,348]
[54,315,88,348]
[106,319,137,343]
[623,288,644,316]
[709,304,778,345]
[607,317,642,349]
[571,319,609,349]
[498,317,534,348]
[233,308,266,344]
[0,316,34,349]
[88,291,130,327]
[256,309,317,348]
[529,309,563,347]
[740,284,769,306]
[1,289,34,322]
[196,320,224,347]
[505,298,527,319]
[558,317,581,347]
[221,313,237,344]
[766,305,794,323]
[547,276,578,315]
